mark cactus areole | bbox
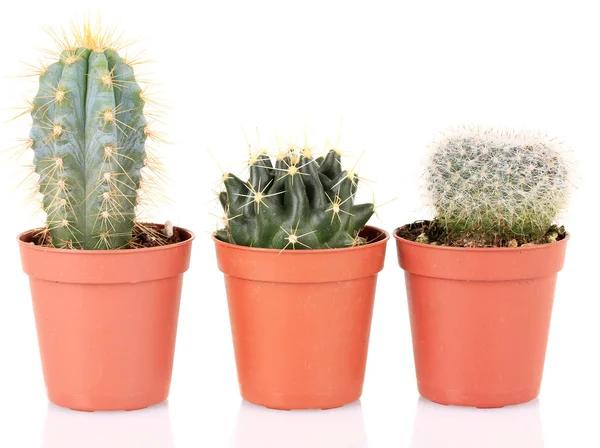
[29,27,149,250]
[215,147,375,250]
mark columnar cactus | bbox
[426,126,571,241]
[215,146,375,249]
[27,25,153,249]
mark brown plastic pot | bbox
[394,229,569,408]
[214,226,389,410]
[18,225,194,412]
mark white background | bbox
[0,0,599,446]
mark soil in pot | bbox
[28,222,185,249]
[397,219,567,248]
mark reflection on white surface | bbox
[233,400,368,448]
[42,402,174,448]
[411,398,544,448]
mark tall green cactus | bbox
[29,27,148,249]
[215,146,375,249]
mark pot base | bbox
[418,383,539,409]
[241,388,361,411]
[48,390,168,412]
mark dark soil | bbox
[129,223,185,248]
[396,220,567,248]
[30,223,184,249]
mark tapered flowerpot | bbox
[18,225,194,412]
[214,226,389,410]
[394,229,568,408]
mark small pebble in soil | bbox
[416,233,430,244]
[164,220,174,238]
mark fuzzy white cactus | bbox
[426,126,571,241]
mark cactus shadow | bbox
[232,400,368,448]
[410,397,544,448]
[42,401,174,448]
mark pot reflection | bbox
[42,402,174,448]
[233,400,368,448]
[411,398,544,448]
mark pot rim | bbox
[17,223,195,255]
[393,226,570,252]
[212,224,390,254]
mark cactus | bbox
[426,126,571,242]
[26,24,156,249]
[215,146,375,249]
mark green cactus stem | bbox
[29,26,148,249]
[215,147,375,249]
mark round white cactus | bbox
[426,126,571,241]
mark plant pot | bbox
[214,225,389,410]
[394,229,569,408]
[18,225,194,412]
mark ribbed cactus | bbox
[215,146,374,249]
[28,26,150,249]
[426,126,571,241]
